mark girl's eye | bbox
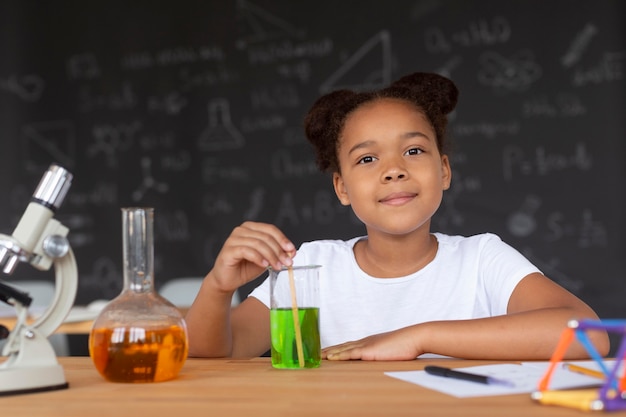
[357,156,376,164]
[406,148,424,156]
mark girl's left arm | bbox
[323,272,610,361]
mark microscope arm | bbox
[30,247,78,337]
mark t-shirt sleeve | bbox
[478,233,542,315]
[248,274,270,307]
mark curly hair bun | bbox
[390,72,459,115]
[303,71,459,172]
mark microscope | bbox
[0,164,78,395]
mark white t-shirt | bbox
[249,232,541,349]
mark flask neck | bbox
[122,207,155,293]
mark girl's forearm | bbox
[416,308,609,360]
[185,275,235,358]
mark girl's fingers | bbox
[229,223,295,268]
[218,222,295,272]
[238,222,295,255]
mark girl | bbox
[185,72,609,360]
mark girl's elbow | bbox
[576,329,611,358]
[594,330,611,357]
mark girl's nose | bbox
[382,166,408,182]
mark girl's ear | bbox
[333,172,351,206]
[441,155,452,190]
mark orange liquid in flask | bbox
[90,325,188,383]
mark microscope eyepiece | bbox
[32,164,73,212]
[0,163,74,275]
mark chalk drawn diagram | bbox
[236,0,305,49]
[0,73,45,102]
[478,49,542,92]
[561,23,597,68]
[197,99,245,151]
[86,121,141,168]
[320,31,392,93]
[21,120,75,172]
[507,194,541,238]
[132,156,169,202]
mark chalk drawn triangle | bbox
[236,0,304,48]
[320,31,392,93]
[197,99,245,151]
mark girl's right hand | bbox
[207,221,296,293]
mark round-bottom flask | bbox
[89,207,188,383]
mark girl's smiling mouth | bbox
[379,192,417,206]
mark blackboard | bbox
[0,0,624,322]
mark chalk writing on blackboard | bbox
[522,93,587,118]
[502,142,593,182]
[201,157,250,184]
[424,16,511,53]
[572,51,624,86]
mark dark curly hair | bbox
[304,72,458,173]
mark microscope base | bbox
[0,364,68,396]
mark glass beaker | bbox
[89,207,188,383]
[269,265,321,369]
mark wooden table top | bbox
[0,356,618,417]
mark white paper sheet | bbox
[385,362,608,398]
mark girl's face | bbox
[332,98,451,237]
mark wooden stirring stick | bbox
[287,266,305,367]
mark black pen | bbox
[424,365,516,388]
